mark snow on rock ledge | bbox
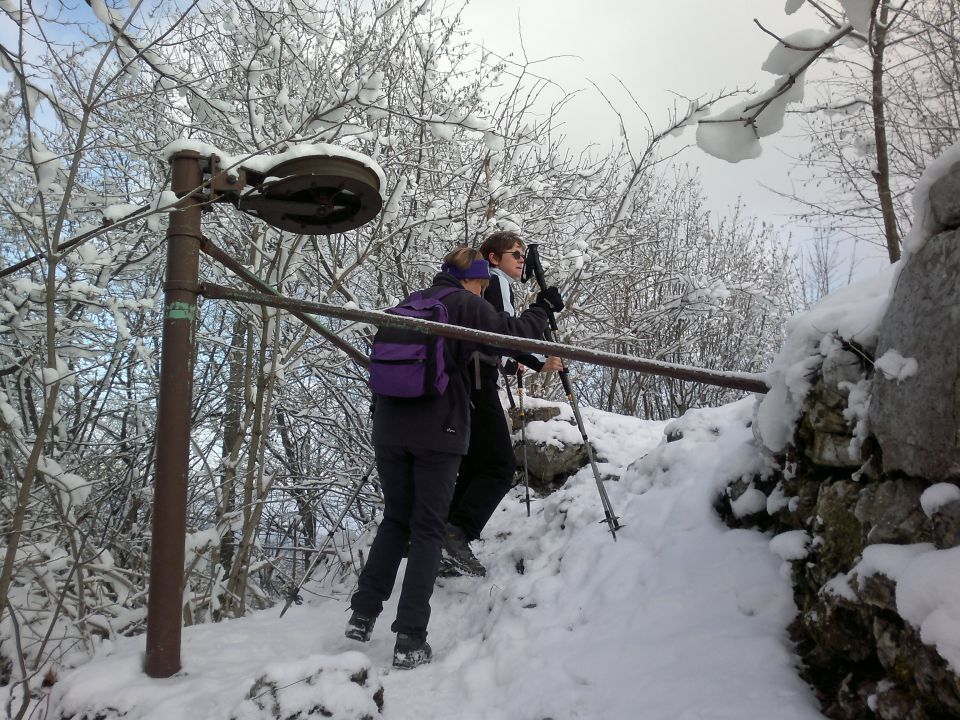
[752,266,894,459]
[52,650,383,720]
[228,652,383,720]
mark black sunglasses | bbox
[500,250,524,260]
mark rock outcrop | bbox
[228,654,383,720]
[718,159,960,720]
[869,226,960,480]
[508,404,593,493]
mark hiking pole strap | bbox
[523,244,579,404]
[500,366,517,409]
[524,243,560,335]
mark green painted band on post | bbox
[165,301,196,321]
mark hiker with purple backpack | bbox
[346,246,564,668]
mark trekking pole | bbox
[279,462,376,617]
[500,365,517,410]
[522,243,621,541]
[517,369,531,517]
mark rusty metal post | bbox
[145,151,203,678]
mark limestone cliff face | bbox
[719,162,960,720]
[870,226,960,481]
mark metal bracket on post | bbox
[207,153,265,202]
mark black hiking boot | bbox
[392,633,432,669]
[441,524,486,577]
[344,612,376,642]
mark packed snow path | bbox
[52,399,826,720]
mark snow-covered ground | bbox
[35,101,960,720]
[50,397,827,720]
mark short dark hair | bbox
[479,231,523,261]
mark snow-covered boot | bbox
[440,524,486,577]
[344,612,376,642]
[392,633,432,669]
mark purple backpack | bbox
[369,287,462,398]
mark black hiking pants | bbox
[448,370,516,540]
[350,444,460,639]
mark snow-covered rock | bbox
[870,227,960,480]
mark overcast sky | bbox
[460,0,815,212]
[458,0,890,277]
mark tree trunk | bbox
[217,315,247,575]
[871,0,901,263]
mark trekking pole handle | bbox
[524,244,574,389]
[523,244,558,331]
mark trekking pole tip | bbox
[600,515,622,541]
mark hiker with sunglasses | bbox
[346,246,564,668]
[442,231,564,577]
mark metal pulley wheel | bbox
[237,155,382,234]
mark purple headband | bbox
[442,259,490,280]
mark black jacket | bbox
[482,272,545,374]
[372,272,549,455]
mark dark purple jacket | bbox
[372,272,549,455]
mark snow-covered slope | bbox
[50,399,826,720]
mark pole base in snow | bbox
[602,514,623,541]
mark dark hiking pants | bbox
[350,444,460,639]
[448,375,516,540]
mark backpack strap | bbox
[399,286,462,312]
[424,286,467,391]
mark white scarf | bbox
[490,267,515,316]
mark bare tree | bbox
[0,1,799,708]
[697,0,960,265]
